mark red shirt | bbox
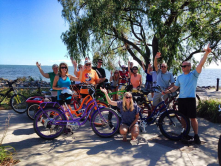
[119,71,129,83]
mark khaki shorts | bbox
[152,92,168,106]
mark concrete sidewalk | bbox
[0,109,220,166]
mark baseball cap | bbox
[84,60,92,65]
[121,65,126,68]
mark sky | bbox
[0,0,220,69]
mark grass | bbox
[0,114,20,165]
[197,98,221,123]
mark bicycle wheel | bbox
[158,110,190,141]
[91,108,120,138]
[33,107,66,140]
[10,94,27,114]
[27,104,40,120]
[218,135,221,166]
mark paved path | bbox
[0,109,221,166]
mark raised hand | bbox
[155,52,161,59]
[71,59,77,68]
[100,87,108,94]
[204,43,212,54]
[36,62,41,68]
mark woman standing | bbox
[100,87,140,143]
[53,62,82,117]
[110,70,121,101]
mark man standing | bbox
[36,62,58,101]
[92,58,107,89]
[153,52,175,106]
[162,44,212,144]
[128,61,142,90]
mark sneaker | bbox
[130,139,138,145]
[194,134,201,145]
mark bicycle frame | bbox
[37,98,106,127]
[0,80,20,103]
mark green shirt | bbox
[48,72,56,88]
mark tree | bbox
[58,0,221,74]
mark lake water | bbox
[0,65,220,86]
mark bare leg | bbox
[120,124,128,141]
[190,118,198,134]
[130,124,139,140]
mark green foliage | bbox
[197,99,221,123]
[58,0,221,74]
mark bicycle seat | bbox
[59,93,72,101]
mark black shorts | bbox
[58,99,71,105]
[178,98,196,118]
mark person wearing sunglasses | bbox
[92,58,107,89]
[162,44,212,145]
[100,87,140,144]
[110,70,122,101]
[153,52,175,107]
[36,62,59,101]
[128,61,142,90]
[73,57,101,97]
[52,62,82,110]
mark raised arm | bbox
[36,62,49,78]
[118,60,122,68]
[147,64,151,74]
[109,71,113,82]
[154,52,161,72]
[128,61,132,75]
[141,61,145,71]
[196,44,212,73]
[71,57,78,76]
[100,87,117,106]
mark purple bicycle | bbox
[33,84,120,140]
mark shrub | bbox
[197,99,221,123]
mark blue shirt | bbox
[156,69,175,90]
[57,76,71,100]
[117,101,140,126]
[145,69,152,82]
[175,69,200,98]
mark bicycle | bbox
[135,86,190,141]
[0,79,27,113]
[33,84,120,140]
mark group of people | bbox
[36,43,212,145]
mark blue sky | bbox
[0,0,71,66]
[0,0,220,68]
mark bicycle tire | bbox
[33,107,66,140]
[91,108,120,138]
[158,110,190,141]
[27,104,40,120]
[218,135,221,166]
[10,94,27,114]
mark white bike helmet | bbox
[61,89,73,95]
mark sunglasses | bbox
[98,61,103,63]
[61,67,67,69]
[161,66,166,68]
[78,66,82,68]
[180,65,190,68]
[133,68,138,70]
[126,96,132,99]
[85,64,91,66]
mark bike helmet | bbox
[60,89,73,100]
